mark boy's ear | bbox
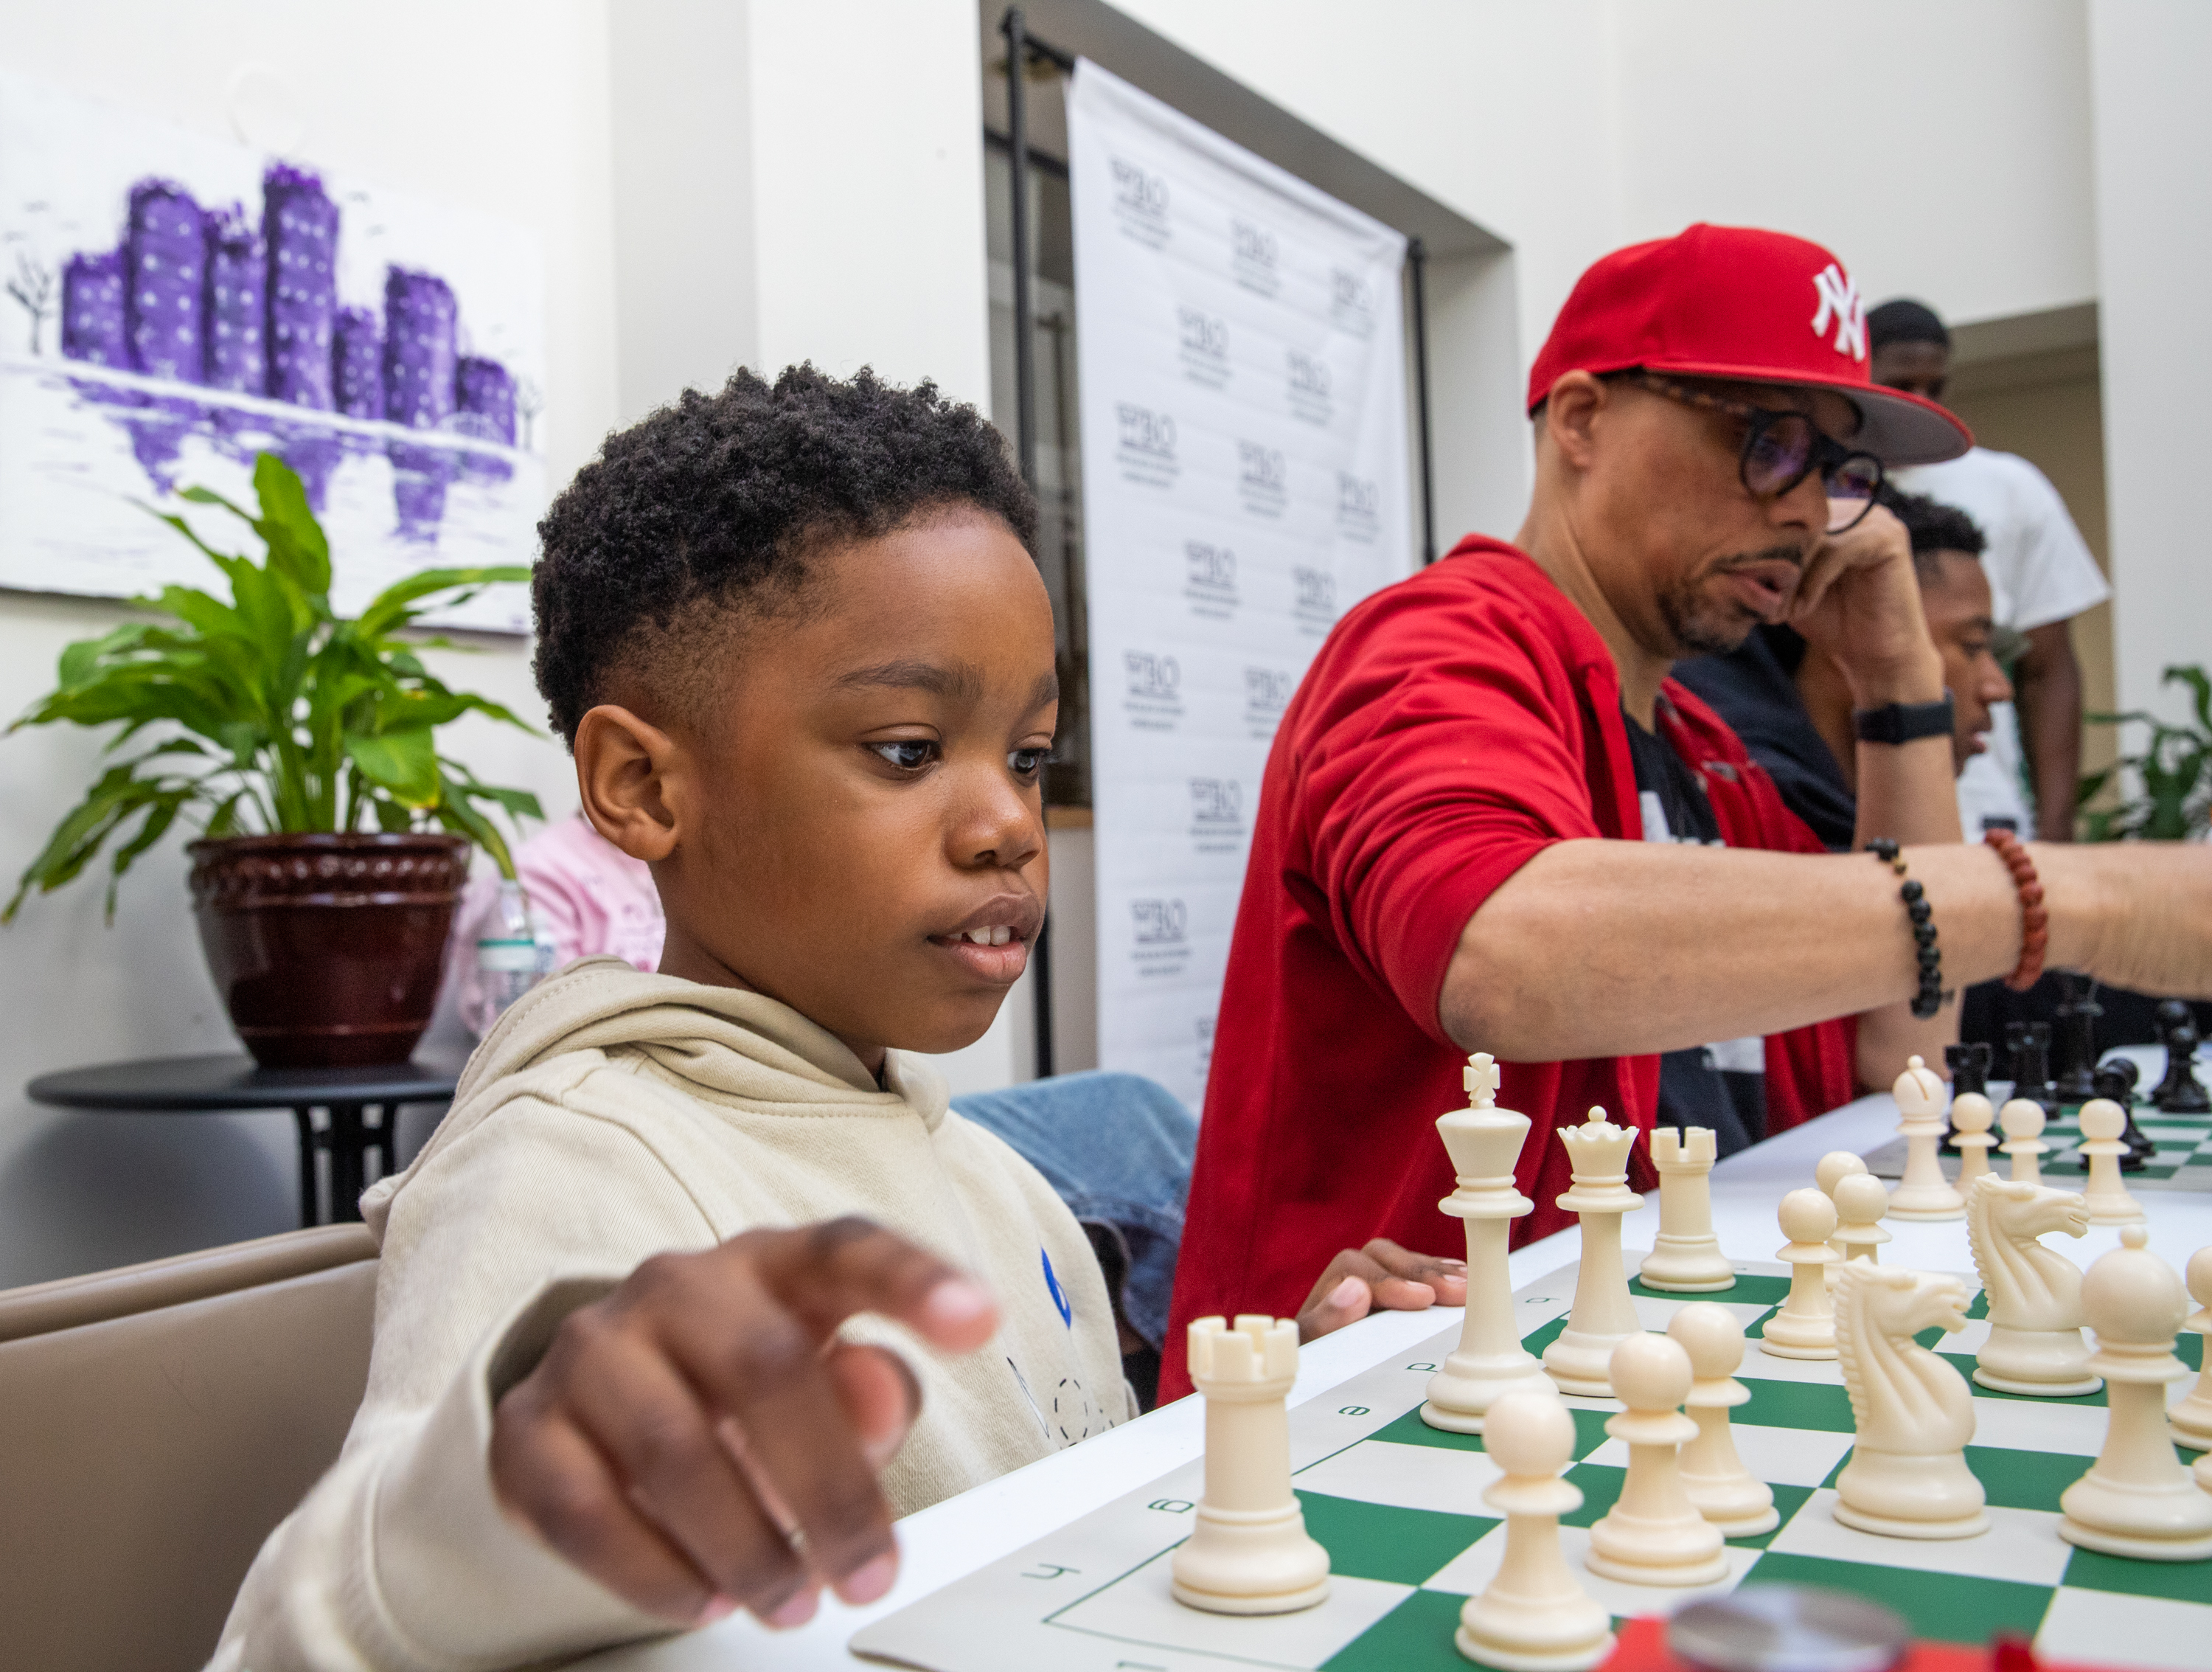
[573,704,684,863]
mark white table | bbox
[577,1077,2212,1671]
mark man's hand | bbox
[489,1218,998,1632]
[1294,1239,1466,1343]
[1791,499,1944,707]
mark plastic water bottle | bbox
[476,880,548,1021]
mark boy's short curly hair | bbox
[532,364,1037,742]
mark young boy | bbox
[215,367,1461,1671]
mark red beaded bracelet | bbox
[1983,828,2048,991]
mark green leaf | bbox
[251,453,333,598]
[355,566,531,641]
[344,727,441,805]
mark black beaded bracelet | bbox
[1868,839,1946,1019]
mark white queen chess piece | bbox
[1171,1316,1330,1613]
[1585,1333,1730,1586]
[1669,1303,1778,1537]
[2076,1099,2146,1226]
[1640,1126,1734,1292]
[1964,1172,2098,1397]
[1999,1098,2050,1185]
[1540,1107,1645,1398]
[1816,1151,1868,1288]
[1423,1055,1557,1432]
[2058,1228,2212,1561]
[1833,1263,1989,1539]
[1454,1391,1614,1672]
[2168,1246,2212,1451]
[1760,1189,1840,1359]
[1887,1055,1964,1221]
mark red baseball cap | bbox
[1528,223,1972,466]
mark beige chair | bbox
[0,1224,379,1672]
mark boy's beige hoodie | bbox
[211,957,1129,1672]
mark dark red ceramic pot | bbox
[187,832,471,1068]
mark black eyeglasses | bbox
[1626,372,1885,535]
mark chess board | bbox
[852,1258,2211,1672]
[1865,1105,2212,1192]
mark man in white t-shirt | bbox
[1868,299,2110,841]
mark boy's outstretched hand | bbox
[489,1217,998,1632]
[1294,1238,1466,1343]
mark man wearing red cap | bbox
[1162,225,2212,1402]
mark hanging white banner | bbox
[1067,60,1411,1111]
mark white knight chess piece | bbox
[1964,1173,2098,1397]
[1540,1108,1644,1398]
[1833,1263,1989,1539]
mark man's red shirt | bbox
[1161,536,1857,1401]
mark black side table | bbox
[26,1050,469,1227]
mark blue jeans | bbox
[950,1071,1195,1351]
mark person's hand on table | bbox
[1295,1238,1466,1343]
[488,1217,998,1633]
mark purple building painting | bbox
[61,252,127,367]
[383,268,456,430]
[333,305,382,420]
[125,180,204,383]
[264,164,337,409]
[455,355,515,445]
[202,204,265,395]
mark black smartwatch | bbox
[1853,690,1955,746]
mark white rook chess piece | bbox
[2000,1098,2049,1185]
[2168,1246,2212,1451]
[2077,1099,2145,1226]
[1887,1055,1964,1221]
[1832,1174,1892,1274]
[1424,1055,1557,1432]
[1815,1151,1868,1288]
[1951,1088,1997,1193]
[1172,1316,1330,1613]
[1585,1333,1729,1586]
[1541,1108,1644,1398]
[2058,1228,2212,1561]
[1454,1391,1614,1672]
[1761,1189,1840,1359]
[1641,1127,1734,1293]
[1669,1303,1778,1537]
[1834,1263,1988,1539]
[1964,1172,2098,1397]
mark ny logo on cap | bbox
[1810,263,1867,361]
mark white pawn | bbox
[2169,1246,2212,1451]
[1172,1316,1329,1613]
[1888,1055,1964,1221]
[1964,1173,2098,1398]
[1669,1304,1777,1537]
[1951,1090,1997,1193]
[1585,1333,1729,1586]
[1761,1189,1840,1360]
[1454,1391,1614,1672]
[1641,1126,1734,1292]
[1816,1151,1868,1289]
[2077,1099,2145,1226]
[2000,1098,2050,1185]
[1833,1263,1988,1539]
[1832,1174,1892,1274]
[2058,1228,2212,1561]
[1424,1055,1557,1432]
[1541,1108,1645,1397]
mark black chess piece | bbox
[2051,974,2101,1103]
[1941,1041,1991,1155]
[2008,1020,2059,1117]
[2154,999,2211,1115]
[2092,1061,2157,1172]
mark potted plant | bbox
[5,451,543,1067]
[2078,665,2212,841]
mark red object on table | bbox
[1599,1615,2130,1672]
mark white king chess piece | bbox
[1423,1054,1557,1432]
[1834,1263,1989,1539]
[2058,1229,2212,1561]
[1540,1107,1645,1397]
[1964,1173,2098,1397]
[1640,1126,1735,1293]
[1887,1055,1965,1221]
[1172,1316,1331,1614]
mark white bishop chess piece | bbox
[1887,1055,1964,1221]
[1964,1172,2098,1397]
[1540,1108,1644,1397]
[1669,1303,1777,1537]
[2076,1099,2146,1226]
[2168,1246,2212,1452]
[1585,1333,1729,1586]
[1640,1126,1734,1292]
[2058,1228,2212,1561]
[1172,1316,1331,1613]
[1833,1263,1989,1539]
[1423,1055,1557,1432]
[1453,1390,1614,1672]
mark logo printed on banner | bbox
[1122,648,1183,731]
[1244,665,1293,738]
[1331,267,1375,338]
[1178,305,1229,389]
[1809,263,1867,360]
[1287,350,1332,426]
[1187,776,1245,853]
[1183,538,1237,620]
[1115,402,1178,486]
[1237,439,1287,517]
[1129,896,1191,979]
[1231,218,1279,296]
[1336,471,1379,543]
[1292,563,1338,635]
[1109,156,1169,247]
